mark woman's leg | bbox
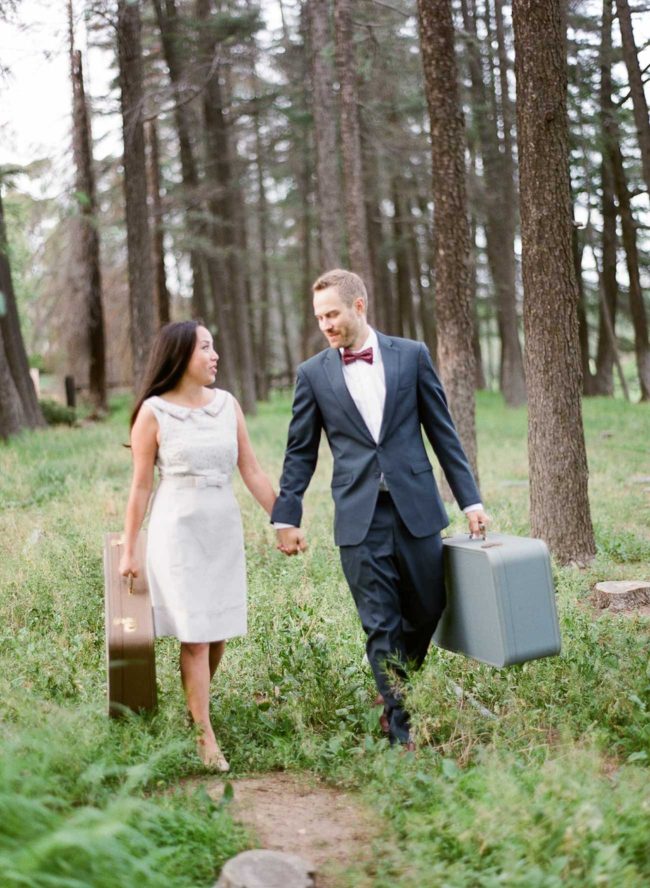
[180,642,228,770]
[180,642,212,728]
[209,640,225,680]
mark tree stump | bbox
[593,580,650,612]
[215,850,315,888]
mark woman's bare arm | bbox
[234,399,276,515]
[119,406,158,576]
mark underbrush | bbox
[0,392,648,886]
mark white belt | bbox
[160,473,229,488]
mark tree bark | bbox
[609,137,650,400]
[594,0,618,395]
[461,0,525,406]
[409,199,438,359]
[196,0,256,413]
[391,176,417,340]
[307,0,343,270]
[573,219,596,395]
[417,0,479,483]
[117,0,156,388]
[0,188,44,429]
[468,202,487,391]
[146,119,171,326]
[615,0,650,195]
[152,0,209,321]
[251,95,271,400]
[512,0,595,564]
[334,0,373,300]
[70,39,108,414]
[0,332,25,439]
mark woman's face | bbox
[185,325,218,385]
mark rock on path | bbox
[207,773,377,887]
[215,849,315,888]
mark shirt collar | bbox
[339,326,379,358]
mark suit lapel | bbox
[323,348,375,443]
[378,333,400,443]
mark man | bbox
[273,269,488,747]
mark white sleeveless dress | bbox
[144,390,247,643]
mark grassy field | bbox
[0,391,648,887]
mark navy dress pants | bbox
[339,492,445,744]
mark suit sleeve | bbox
[271,367,323,526]
[416,343,482,510]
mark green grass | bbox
[0,392,648,886]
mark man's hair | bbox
[312,269,368,308]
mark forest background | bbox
[2,0,649,409]
[1,1,649,884]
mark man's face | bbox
[313,286,366,349]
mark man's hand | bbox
[466,509,490,539]
[276,527,308,556]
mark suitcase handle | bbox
[469,523,487,542]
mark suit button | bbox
[377,446,383,452]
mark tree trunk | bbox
[512,0,595,564]
[146,119,170,326]
[391,176,417,339]
[409,199,438,358]
[308,0,343,270]
[275,270,296,385]
[196,0,256,411]
[70,39,108,414]
[0,188,44,429]
[363,149,392,334]
[117,0,156,388]
[593,0,618,396]
[152,0,209,321]
[417,0,479,483]
[252,97,271,401]
[468,205,487,391]
[461,0,525,406]
[299,135,317,361]
[0,332,25,439]
[609,138,650,400]
[334,0,373,300]
[416,194,437,358]
[615,0,650,195]
[573,219,596,395]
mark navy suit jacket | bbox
[271,332,482,547]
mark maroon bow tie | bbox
[342,346,373,365]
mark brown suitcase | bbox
[103,531,157,717]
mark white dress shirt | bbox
[341,327,385,443]
[275,326,482,526]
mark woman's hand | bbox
[119,552,139,578]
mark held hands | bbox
[466,509,490,539]
[276,527,308,556]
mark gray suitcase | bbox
[434,532,561,667]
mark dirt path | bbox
[204,772,379,887]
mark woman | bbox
[119,320,276,771]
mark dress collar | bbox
[151,390,227,420]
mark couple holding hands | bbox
[120,268,488,770]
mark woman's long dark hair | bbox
[130,320,202,429]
